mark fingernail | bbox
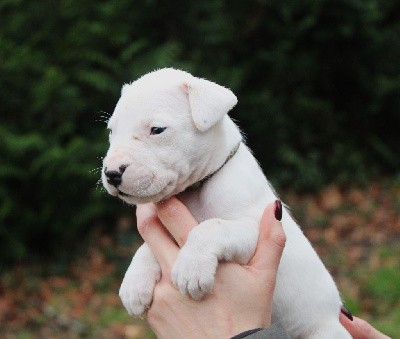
[341,306,353,321]
[274,200,282,221]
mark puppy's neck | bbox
[184,141,242,192]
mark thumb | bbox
[248,201,286,271]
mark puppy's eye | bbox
[150,127,167,135]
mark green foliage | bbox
[364,245,400,306]
[366,266,400,302]
[353,243,400,337]
[1,0,399,262]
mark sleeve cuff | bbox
[231,323,291,338]
[231,328,263,339]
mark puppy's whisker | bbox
[97,110,111,117]
[94,111,112,123]
[90,167,102,174]
[95,179,103,190]
[94,179,107,195]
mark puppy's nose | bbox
[104,165,126,187]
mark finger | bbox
[155,197,198,247]
[248,202,286,271]
[340,313,390,339]
[136,204,178,272]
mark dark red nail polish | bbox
[274,200,282,221]
[341,306,353,321]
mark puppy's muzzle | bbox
[104,165,127,187]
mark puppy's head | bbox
[101,68,237,204]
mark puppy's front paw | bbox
[119,272,157,316]
[172,249,218,300]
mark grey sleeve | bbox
[232,323,291,339]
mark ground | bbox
[1,180,399,338]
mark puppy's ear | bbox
[182,77,237,131]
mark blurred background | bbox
[1,0,399,337]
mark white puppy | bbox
[102,68,351,338]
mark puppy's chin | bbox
[117,190,172,205]
[116,181,179,205]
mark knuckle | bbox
[146,307,157,327]
[272,229,287,249]
[159,199,182,219]
[146,284,172,328]
[137,214,159,236]
[152,283,171,306]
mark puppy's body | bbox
[102,68,351,338]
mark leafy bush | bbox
[0,0,399,262]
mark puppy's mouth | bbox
[117,190,155,199]
[117,189,150,199]
[118,190,132,197]
[117,188,164,204]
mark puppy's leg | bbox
[172,218,258,299]
[119,243,160,316]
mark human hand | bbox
[340,309,391,339]
[136,198,286,339]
